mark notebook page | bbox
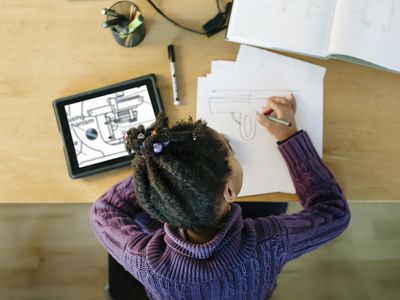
[328,0,400,71]
[226,0,337,57]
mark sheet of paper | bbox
[197,77,295,195]
[234,46,326,159]
[211,60,235,75]
[329,0,400,71]
[197,47,325,196]
[235,45,327,79]
[231,46,325,160]
[226,0,337,57]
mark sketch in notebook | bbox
[265,0,324,17]
[208,89,296,140]
[349,0,396,32]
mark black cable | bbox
[146,0,228,36]
[146,0,206,35]
[216,0,223,13]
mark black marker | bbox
[168,44,180,106]
[102,17,129,29]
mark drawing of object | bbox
[380,0,395,32]
[361,0,374,27]
[352,0,395,31]
[305,0,322,17]
[209,89,296,140]
[266,0,323,16]
[87,92,144,145]
[278,0,290,13]
[266,0,292,14]
[209,93,266,140]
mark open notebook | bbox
[226,0,400,73]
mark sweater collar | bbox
[164,203,244,259]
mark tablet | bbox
[53,74,164,179]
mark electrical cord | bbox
[146,0,231,36]
[216,0,223,13]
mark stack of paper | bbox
[196,45,326,196]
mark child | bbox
[90,94,350,300]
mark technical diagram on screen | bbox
[53,74,163,179]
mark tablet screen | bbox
[65,84,156,168]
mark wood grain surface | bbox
[1,0,399,203]
[1,202,399,299]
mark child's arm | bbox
[90,176,163,262]
[276,130,350,262]
[257,94,350,262]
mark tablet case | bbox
[53,74,163,179]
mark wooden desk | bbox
[1,0,399,203]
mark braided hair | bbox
[124,112,231,229]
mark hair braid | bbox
[126,113,231,229]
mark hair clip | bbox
[153,140,170,153]
[137,133,145,139]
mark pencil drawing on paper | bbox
[265,0,324,17]
[208,89,295,140]
[350,0,396,32]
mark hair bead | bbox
[153,140,170,153]
[153,143,163,153]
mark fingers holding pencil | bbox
[286,92,296,113]
[267,93,296,113]
[257,93,298,142]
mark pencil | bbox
[265,114,291,127]
[125,32,134,47]
[260,110,292,127]
[129,5,137,22]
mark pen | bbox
[101,8,129,20]
[168,44,180,106]
[263,110,291,127]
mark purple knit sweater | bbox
[90,131,350,300]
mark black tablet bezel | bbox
[53,74,163,179]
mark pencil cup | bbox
[106,1,145,47]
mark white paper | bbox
[329,0,400,71]
[235,45,327,79]
[226,0,337,57]
[197,46,325,196]
[197,77,296,195]
[211,60,235,75]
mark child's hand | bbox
[257,93,298,142]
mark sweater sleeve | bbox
[275,131,351,263]
[90,176,163,264]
